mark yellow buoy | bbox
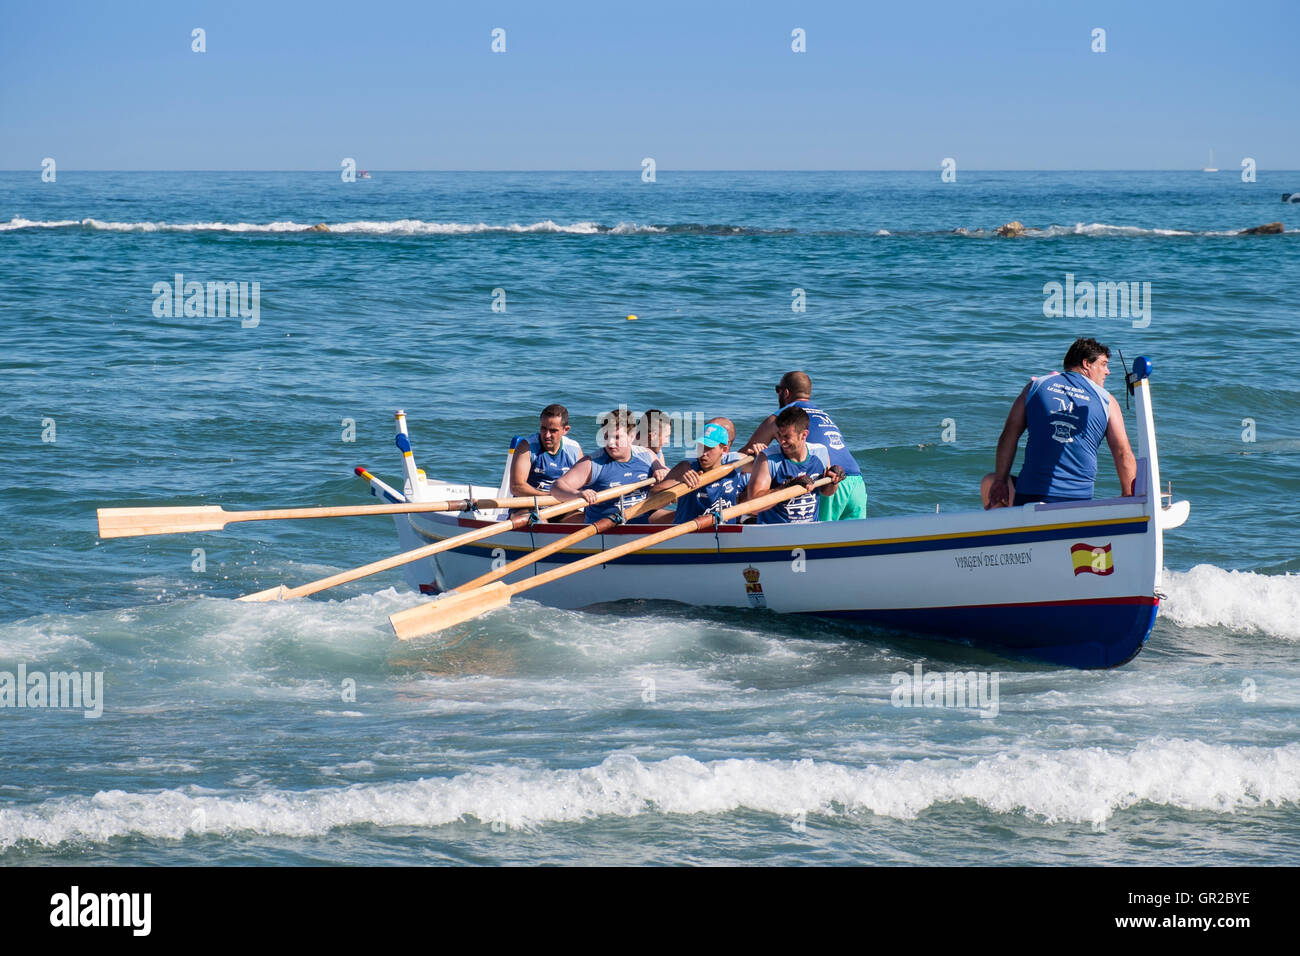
[627,314,637,321]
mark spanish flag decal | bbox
[1071,542,1114,576]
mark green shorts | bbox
[818,473,867,521]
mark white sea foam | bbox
[1163,565,1300,642]
[1034,221,1256,238]
[2,740,1295,847]
[0,216,667,235]
[6,216,1287,237]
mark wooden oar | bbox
[390,474,831,640]
[97,492,564,539]
[450,455,753,595]
[234,477,658,602]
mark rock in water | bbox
[307,223,330,232]
[1239,221,1284,235]
[995,221,1026,237]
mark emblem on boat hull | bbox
[743,565,767,608]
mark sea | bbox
[1,170,1297,866]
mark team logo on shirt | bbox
[783,490,818,522]
[1052,422,1076,443]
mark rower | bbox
[647,418,746,523]
[636,409,672,468]
[550,407,669,524]
[982,337,1137,508]
[509,405,583,517]
[741,371,866,520]
[747,406,845,523]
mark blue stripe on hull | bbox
[816,600,1159,669]
[416,517,1150,566]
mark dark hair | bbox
[540,403,569,426]
[775,406,810,431]
[636,408,669,443]
[1063,338,1110,370]
[597,407,636,434]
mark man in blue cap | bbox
[648,418,749,523]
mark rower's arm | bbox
[549,458,593,501]
[741,415,777,456]
[747,454,772,507]
[508,446,546,497]
[1105,394,1138,495]
[994,386,1030,479]
[651,461,691,494]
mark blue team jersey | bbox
[521,433,582,492]
[777,400,862,477]
[673,452,746,524]
[755,443,830,524]
[1016,371,1112,499]
[583,447,660,523]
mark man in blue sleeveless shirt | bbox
[647,418,747,523]
[983,338,1137,508]
[550,407,668,524]
[509,403,584,520]
[742,371,866,520]
[510,404,583,495]
[747,406,845,523]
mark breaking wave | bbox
[1163,565,1300,642]
[3,740,1296,847]
[4,217,1285,238]
[0,217,792,237]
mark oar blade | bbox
[97,506,229,539]
[390,582,511,641]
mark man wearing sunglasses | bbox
[740,371,867,520]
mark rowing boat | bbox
[370,358,1188,668]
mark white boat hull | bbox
[377,363,1186,669]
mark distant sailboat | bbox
[1202,150,1218,173]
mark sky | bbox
[1,0,1297,170]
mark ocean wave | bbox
[1163,565,1300,641]
[3,740,1296,847]
[0,217,767,236]
[1035,221,1245,238]
[3,216,1289,238]
[950,221,1280,238]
